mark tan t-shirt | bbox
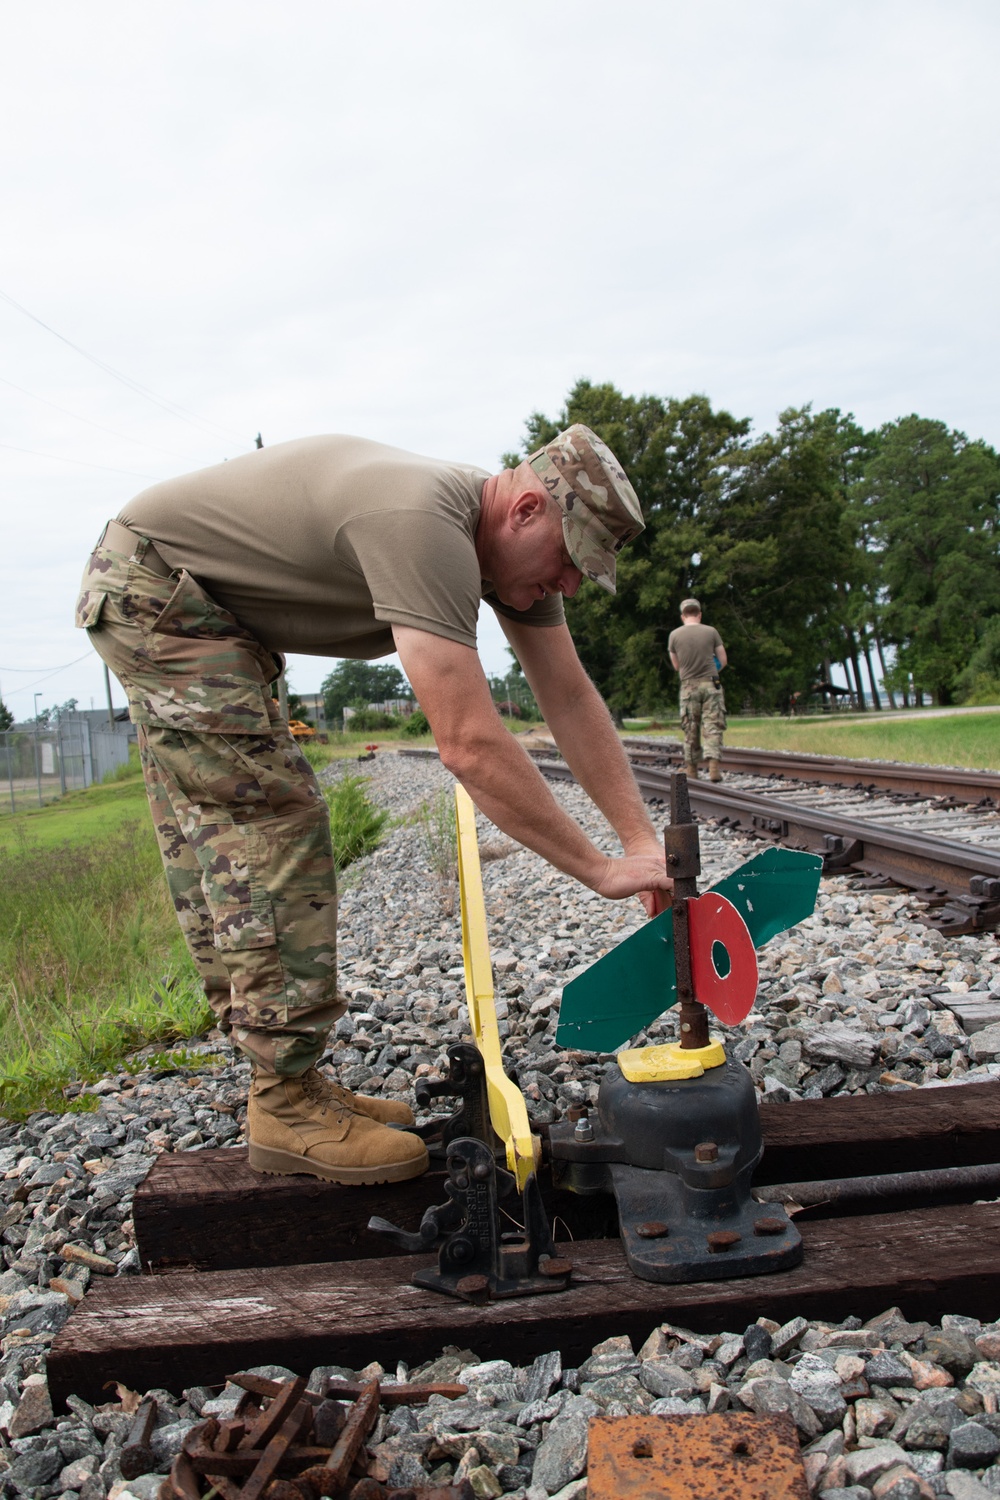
[668,621,724,682]
[118,435,564,656]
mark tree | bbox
[507,382,871,714]
[702,406,865,711]
[0,697,12,732]
[321,660,412,721]
[858,417,1000,704]
[505,379,750,716]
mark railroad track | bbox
[47,1082,1000,1406]
[517,750,1000,936]
[621,736,1000,808]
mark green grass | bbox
[0,759,394,1122]
[300,727,435,768]
[628,709,1000,772]
[721,711,1000,770]
[0,769,151,851]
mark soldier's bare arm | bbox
[716,643,728,668]
[669,650,680,671]
[500,617,664,855]
[392,624,671,908]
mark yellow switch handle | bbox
[455,784,537,1190]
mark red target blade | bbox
[688,891,759,1025]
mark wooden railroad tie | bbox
[131,1081,1000,1274]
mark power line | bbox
[0,651,94,698]
[0,438,157,481]
[0,286,248,446]
[0,373,208,464]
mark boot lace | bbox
[300,1066,355,1119]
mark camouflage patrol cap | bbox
[526,423,644,594]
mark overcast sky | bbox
[1,1,997,717]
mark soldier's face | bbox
[494,501,583,612]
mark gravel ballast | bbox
[2,750,999,1499]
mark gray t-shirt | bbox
[119,435,564,657]
[668,621,723,682]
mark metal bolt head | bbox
[707,1230,741,1252]
[453,1173,469,1191]
[574,1116,594,1142]
[636,1221,669,1239]
[539,1257,573,1279]
[694,1141,719,1163]
[472,1162,491,1180]
[754,1217,787,1236]
[456,1274,490,1303]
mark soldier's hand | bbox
[591,853,673,913]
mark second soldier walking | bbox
[668,598,727,782]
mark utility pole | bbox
[33,692,43,806]
[104,662,115,727]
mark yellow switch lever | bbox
[455,784,537,1191]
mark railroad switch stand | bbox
[369,1136,571,1302]
[550,771,805,1284]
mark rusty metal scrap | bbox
[162,1375,472,1500]
[587,1411,809,1500]
[121,1397,158,1480]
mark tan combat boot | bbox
[684,761,699,780]
[708,759,722,783]
[248,1067,428,1184]
[316,1070,415,1127]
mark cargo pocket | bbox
[213,900,289,1028]
[130,570,274,734]
[75,590,107,630]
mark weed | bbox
[323,774,391,867]
[122,1047,227,1075]
[413,790,458,911]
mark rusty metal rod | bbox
[754,1159,1000,1209]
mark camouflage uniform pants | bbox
[75,524,345,1075]
[679,678,726,763]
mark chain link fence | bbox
[1,714,133,813]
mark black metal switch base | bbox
[610,1162,801,1283]
[550,1057,802,1284]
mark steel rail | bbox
[621,736,1000,805]
[531,756,1000,934]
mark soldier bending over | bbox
[76,427,671,1186]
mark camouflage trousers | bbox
[75,523,345,1075]
[679,678,726,763]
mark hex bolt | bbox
[574,1114,595,1142]
[694,1141,719,1163]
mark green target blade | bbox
[555,847,822,1054]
